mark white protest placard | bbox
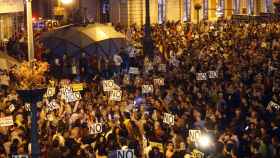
[65,92,81,103]
[154,78,165,86]
[0,116,13,127]
[191,149,204,158]
[129,67,140,75]
[158,64,166,72]
[149,142,164,152]
[89,123,103,134]
[71,83,83,91]
[12,155,29,158]
[103,80,115,92]
[25,103,31,112]
[196,73,207,81]
[9,104,15,112]
[47,100,59,111]
[267,101,280,111]
[117,149,135,158]
[189,130,202,142]
[60,86,72,100]
[45,87,56,97]
[142,85,154,94]
[163,113,175,126]
[109,90,122,101]
[208,71,218,79]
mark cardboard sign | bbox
[163,113,175,126]
[25,103,31,112]
[129,67,140,74]
[47,100,59,111]
[45,87,56,97]
[267,101,280,110]
[208,71,218,79]
[103,80,115,92]
[142,85,154,94]
[109,90,122,101]
[191,149,204,158]
[117,149,135,158]
[158,64,166,72]
[154,78,165,86]
[189,130,201,142]
[149,142,164,152]
[0,116,13,127]
[89,123,103,134]
[9,104,15,112]
[196,73,207,80]
[65,92,82,103]
[0,75,9,86]
[71,83,83,91]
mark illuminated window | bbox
[158,0,166,24]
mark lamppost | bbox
[143,0,154,59]
[26,0,34,61]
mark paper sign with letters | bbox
[109,90,122,101]
[103,80,115,92]
[191,149,204,158]
[208,71,218,79]
[65,92,81,103]
[0,116,13,127]
[142,85,154,94]
[47,100,59,111]
[9,104,15,112]
[89,123,103,134]
[45,87,56,97]
[154,78,165,86]
[25,103,31,112]
[129,67,140,74]
[117,149,134,158]
[196,73,207,80]
[163,113,175,125]
[71,83,83,91]
[189,130,202,142]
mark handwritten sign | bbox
[0,116,13,127]
[65,92,82,103]
[103,80,115,92]
[109,90,122,101]
[154,78,165,86]
[142,85,154,94]
[89,123,103,134]
[45,87,56,97]
[149,141,164,152]
[71,83,83,91]
[47,100,59,111]
[163,113,175,126]
[129,67,140,75]
[191,149,204,158]
[196,73,207,81]
[189,130,201,142]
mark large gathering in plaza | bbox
[0,0,280,158]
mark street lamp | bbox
[143,0,154,59]
[26,0,34,61]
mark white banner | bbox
[189,130,201,142]
[142,85,154,94]
[0,0,24,13]
[109,90,122,101]
[163,113,175,126]
[0,116,13,127]
[103,80,115,92]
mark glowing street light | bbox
[61,0,73,5]
[198,134,212,149]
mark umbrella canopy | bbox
[42,23,126,58]
[0,52,21,70]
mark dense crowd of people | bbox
[0,20,280,158]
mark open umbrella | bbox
[41,23,127,58]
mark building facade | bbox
[108,0,274,26]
